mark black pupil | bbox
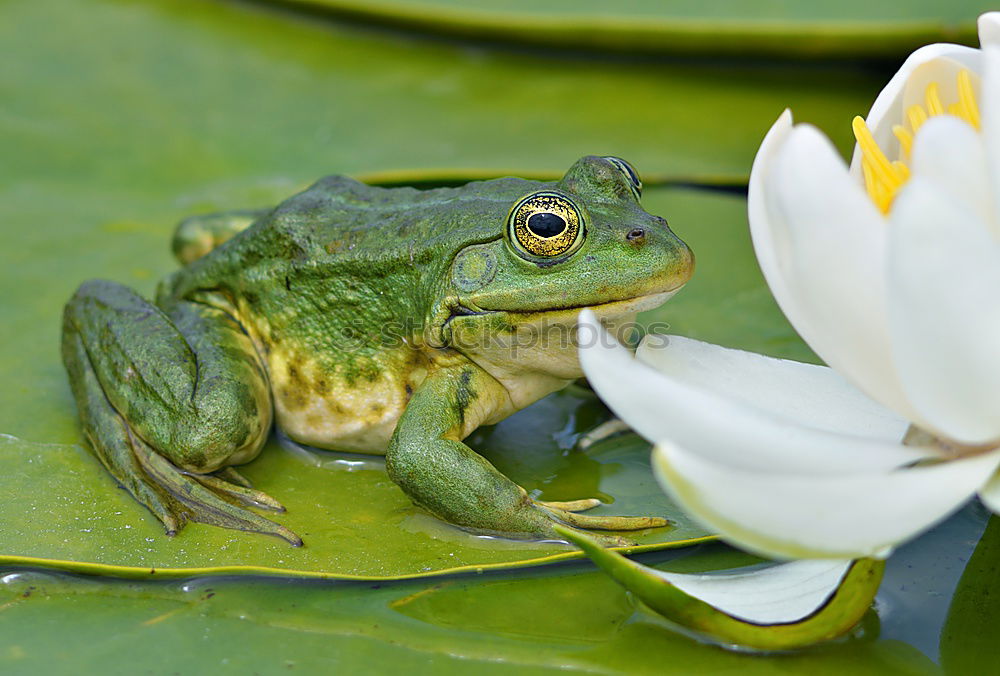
[526,212,566,238]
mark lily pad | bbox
[0,548,937,674]
[269,0,991,58]
[0,406,713,580]
[940,515,1000,672]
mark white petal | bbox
[749,116,897,411]
[980,45,1000,232]
[652,441,1000,559]
[909,115,995,235]
[654,560,852,625]
[850,45,981,174]
[747,110,802,333]
[887,176,1000,445]
[636,334,906,443]
[979,13,1000,48]
[767,125,917,419]
[578,311,931,474]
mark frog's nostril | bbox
[626,227,646,243]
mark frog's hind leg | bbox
[62,279,301,546]
[172,208,270,265]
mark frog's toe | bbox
[536,498,602,512]
[215,466,253,489]
[123,473,186,537]
[575,418,632,450]
[539,502,671,532]
[555,525,636,548]
[191,471,286,513]
[205,466,286,511]
[132,439,302,546]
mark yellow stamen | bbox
[860,156,878,204]
[907,104,929,133]
[860,155,892,214]
[925,82,944,116]
[891,161,910,181]
[853,116,906,214]
[892,124,914,157]
[853,69,980,214]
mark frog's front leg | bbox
[62,279,301,545]
[386,365,668,544]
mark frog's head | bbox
[433,155,693,390]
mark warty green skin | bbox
[61,156,693,545]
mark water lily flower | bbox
[579,12,1000,561]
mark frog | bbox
[61,155,693,547]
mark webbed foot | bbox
[535,497,670,547]
[129,432,302,546]
[62,280,300,546]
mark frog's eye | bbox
[602,156,643,199]
[507,192,584,259]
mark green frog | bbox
[61,156,693,547]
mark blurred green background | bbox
[1,0,997,672]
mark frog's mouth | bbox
[450,287,683,324]
[436,285,686,357]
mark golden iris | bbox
[508,192,583,258]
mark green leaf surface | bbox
[0,420,712,580]
[269,0,990,58]
[940,515,1000,674]
[0,551,937,675]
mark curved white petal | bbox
[909,115,995,235]
[887,176,1000,445]
[766,125,917,419]
[748,111,802,334]
[654,560,852,625]
[750,116,909,416]
[850,45,981,174]
[980,45,1000,232]
[979,12,1000,48]
[578,311,932,474]
[652,441,1000,560]
[636,334,906,443]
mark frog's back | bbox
[169,174,547,297]
[266,174,540,261]
[163,174,546,453]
